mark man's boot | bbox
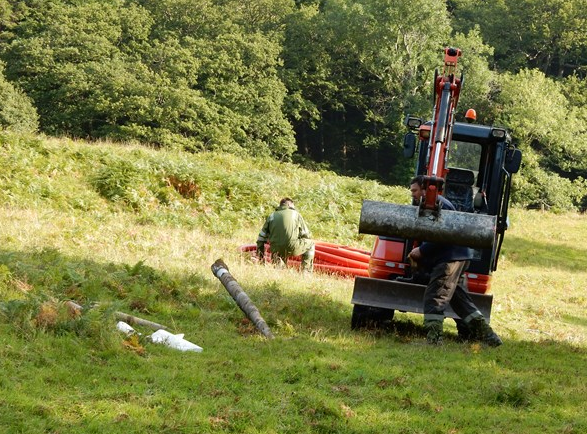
[424,319,444,345]
[301,249,314,273]
[454,319,472,342]
[468,317,503,347]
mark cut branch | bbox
[65,301,169,331]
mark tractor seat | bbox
[444,168,475,212]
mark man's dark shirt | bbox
[418,195,473,266]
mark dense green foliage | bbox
[450,0,587,77]
[1,0,587,209]
[0,60,38,132]
[450,0,587,210]
[0,132,586,433]
[495,70,587,210]
[282,0,452,184]
[1,0,295,158]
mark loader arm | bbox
[421,47,462,212]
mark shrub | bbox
[90,157,159,210]
[0,61,39,133]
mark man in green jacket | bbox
[256,198,315,272]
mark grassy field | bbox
[0,131,585,434]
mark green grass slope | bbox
[0,131,586,434]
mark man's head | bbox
[279,197,295,208]
[409,176,425,203]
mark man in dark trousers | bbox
[256,197,315,272]
[407,176,502,346]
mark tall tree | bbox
[448,29,497,124]
[282,0,453,182]
[494,69,587,209]
[450,0,587,78]
[1,0,296,158]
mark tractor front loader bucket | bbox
[351,277,493,322]
[359,200,497,249]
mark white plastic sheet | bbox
[149,329,203,352]
[116,321,138,335]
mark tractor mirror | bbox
[403,133,417,158]
[505,148,522,173]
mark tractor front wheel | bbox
[351,305,395,330]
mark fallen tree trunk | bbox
[211,259,274,339]
[65,301,169,331]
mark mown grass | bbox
[0,131,586,434]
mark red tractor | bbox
[351,48,522,328]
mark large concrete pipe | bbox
[211,259,275,339]
[359,200,497,249]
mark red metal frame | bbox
[421,47,462,211]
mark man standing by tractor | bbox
[407,176,502,346]
[256,197,315,273]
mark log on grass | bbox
[65,301,169,331]
[211,259,274,339]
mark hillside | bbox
[0,131,586,434]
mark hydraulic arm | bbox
[421,47,462,212]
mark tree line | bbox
[1,0,586,210]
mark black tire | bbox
[351,305,395,330]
